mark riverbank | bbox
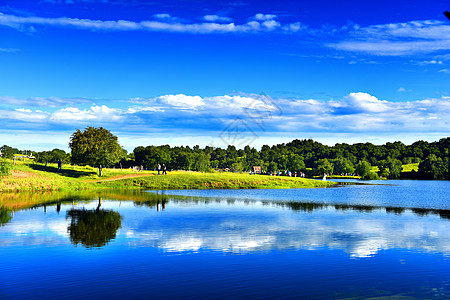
[0,162,335,193]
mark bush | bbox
[0,159,12,177]
[361,171,379,180]
[355,160,379,180]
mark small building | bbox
[252,166,261,174]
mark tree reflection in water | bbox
[0,206,12,226]
[67,198,122,248]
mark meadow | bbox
[0,158,335,194]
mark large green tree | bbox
[69,127,126,176]
[0,145,19,159]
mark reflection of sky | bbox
[1,199,450,258]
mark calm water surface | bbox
[1,180,450,299]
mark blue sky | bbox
[0,0,449,151]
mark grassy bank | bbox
[0,160,335,193]
[100,171,336,190]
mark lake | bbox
[1,180,450,299]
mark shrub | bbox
[361,171,379,180]
[0,159,12,177]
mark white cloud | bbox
[439,69,450,74]
[153,13,179,22]
[1,108,49,122]
[397,87,406,92]
[203,15,233,23]
[153,13,171,20]
[0,12,303,34]
[328,20,450,56]
[0,92,449,149]
[50,105,123,122]
[261,20,280,30]
[51,107,96,121]
[157,94,204,109]
[282,22,306,33]
[0,96,92,107]
[254,13,277,21]
[15,108,32,113]
[342,92,389,113]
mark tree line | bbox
[130,137,450,180]
[1,127,449,180]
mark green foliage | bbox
[231,161,244,173]
[378,167,390,179]
[5,136,450,180]
[69,127,126,169]
[330,157,355,174]
[67,206,122,248]
[35,148,70,164]
[0,145,20,159]
[192,152,211,172]
[378,157,402,179]
[315,158,333,175]
[287,153,305,172]
[126,137,449,179]
[0,159,12,177]
[418,154,448,179]
[356,160,378,180]
[267,161,278,173]
[134,145,171,170]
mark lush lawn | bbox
[0,160,335,193]
[101,171,336,190]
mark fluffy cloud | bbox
[0,12,304,34]
[342,92,389,113]
[0,92,449,149]
[254,13,277,21]
[157,94,204,109]
[50,105,122,121]
[203,15,233,23]
[2,108,49,122]
[328,20,450,55]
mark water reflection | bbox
[66,198,122,248]
[122,196,450,257]
[170,196,450,220]
[0,189,168,210]
[0,206,12,226]
[1,191,450,258]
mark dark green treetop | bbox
[69,127,126,168]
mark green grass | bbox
[0,160,335,193]
[101,171,336,190]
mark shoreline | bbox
[0,162,336,193]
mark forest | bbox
[1,137,449,180]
